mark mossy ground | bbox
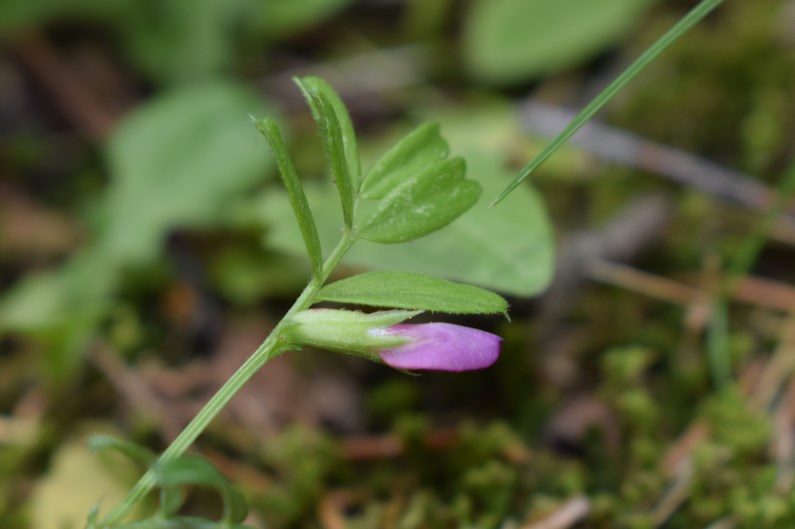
[2,0,795,527]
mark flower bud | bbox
[378,323,502,371]
[285,309,502,372]
[284,309,420,362]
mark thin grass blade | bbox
[492,0,724,205]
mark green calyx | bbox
[282,309,421,361]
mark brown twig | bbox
[89,343,183,440]
[520,101,787,218]
[340,427,530,464]
[340,429,457,461]
[539,194,672,342]
[587,259,705,306]
[589,261,795,313]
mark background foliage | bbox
[1,0,795,528]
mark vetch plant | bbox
[88,77,513,528]
[85,0,724,521]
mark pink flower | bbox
[376,323,502,372]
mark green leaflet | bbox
[255,117,323,278]
[294,76,356,228]
[155,456,247,523]
[318,271,508,316]
[360,121,449,199]
[261,150,553,296]
[357,157,481,244]
[300,77,362,190]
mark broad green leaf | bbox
[262,150,552,296]
[462,0,654,84]
[295,77,355,229]
[358,157,480,243]
[118,0,243,85]
[255,118,323,278]
[1,81,272,377]
[102,81,272,264]
[254,0,354,39]
[361,122,449,199]
[318,271,508,315]
[298,76,361,190]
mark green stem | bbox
[100,233,355,527]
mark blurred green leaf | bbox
[256,117,324,278]
[0,0,129,32]
[119,0,245,84]
[0,0,354,84]
[87,435,156,468]
[318,271,508,315]
[262,151,553,296]
[155,456,247,523]
[209,248,309,304]
[358,157,480,243]
[463,0,653,84]
[361,122,449,199]
[0,248,115,379]
[295,77,356,229]
[254,0,355,38]
[102,80,272,264]
[0,81,272,377]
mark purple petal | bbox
[378,323,502,372]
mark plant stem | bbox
[99,233,355,527]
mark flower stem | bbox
[99,233,355,527]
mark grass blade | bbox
[492,0,725,205]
